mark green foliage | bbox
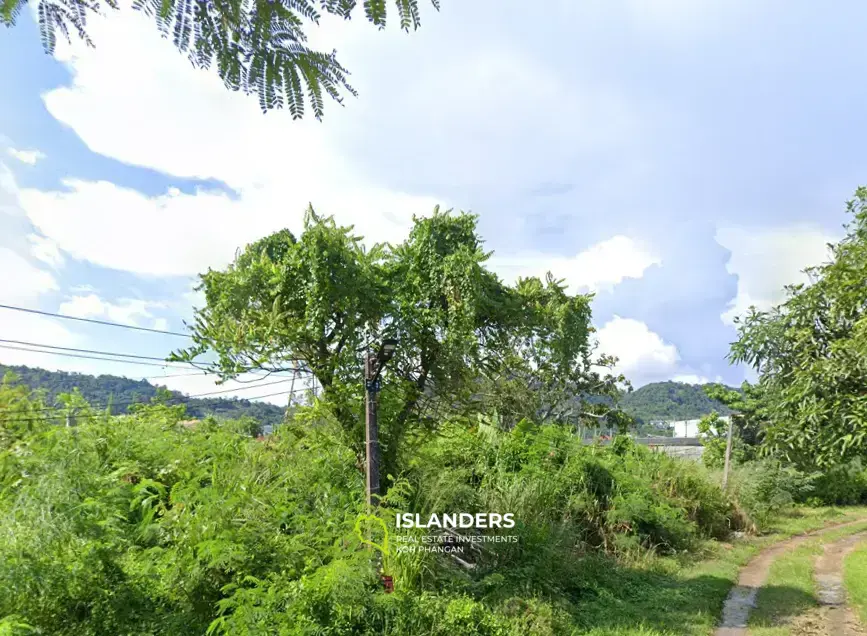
[729,187,867,468]
[702,381,765,448]
[0,375,752,635]
[173,207,630,480]
[1,0,438,117]
[618,380,734,426]
[726,460,817,530]
[0,380,364,635]
[697,411,756,469]
[809,458,867,506]
[0,364,287,430]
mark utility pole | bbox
[364,339,398,508]
[365,351,381,508]
[721,417,734,491]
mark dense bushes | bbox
[725,460,816,530]
[0,381,751,635]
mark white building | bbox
[669,415,730,438]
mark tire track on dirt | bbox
[714,518,867,636]
[811,531,867,636]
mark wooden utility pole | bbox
[721,417,734,491]
[365,352,381,508]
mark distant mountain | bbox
[0,364,287,430]
[620,381,734,425]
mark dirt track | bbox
[714,519,867,636]
[811,532,867,636]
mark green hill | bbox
[620,381,734,425]
[0,364,288,430]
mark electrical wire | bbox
[0,343,311,379]
[0,303,191,337]
[0,344,206,370]
[0,386,310,425]
[0,338,192,363]
[16,377,297,414]
[0,304,315,378]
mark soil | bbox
[714,519,867,636]
[812,532,867,636]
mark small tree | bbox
[172,206,629,480]
[728,187,867,468]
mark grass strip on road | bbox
[572,507,867,636]
[844,541,867,627]
[747,520,867,635]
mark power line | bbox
[0,341,310,376]
[0,303,191,337]
[0,386,309,425]
[141,371,215,380]
[17,377,296,414]
[0,304,315,378]
[0,338,188,363]
[0,344,203,370]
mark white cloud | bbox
[7,148,45,165]
[0,248,84,369]
[59,293,166,328]
[21,179,440,277]
[490,235,660,292]
[595,315,680,385]
[670,373,725,385]
[147,370,313,407]
[11,9,443,277]
[28,234,65,268]
[0,247,59,303]
[716,224,837,326]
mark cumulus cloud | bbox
[12,9,443,277]
[490,235,660,292]
[594,315,680,386]
[21,179,441,277]
[7,148,45,165]
[0,248,83,368]
[0,247,59,302]
[28,234,65,268]
[716,224,837,326]
[59,293,167,329]
[670,373,726,385]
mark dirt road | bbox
[714,519,867,636]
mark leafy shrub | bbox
[809,458,867,505]
[0,382,745,635]
[727,460,817,530]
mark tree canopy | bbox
[1,0,438,117]
[172,206,628,478]
[729,187,867,468]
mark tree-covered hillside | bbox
[620,381,734,425]
[0,364,287,429]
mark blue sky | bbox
[0,0,864,398]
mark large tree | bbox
[173,207,627,478]
[729,187,867,468]
[2,0,438,117]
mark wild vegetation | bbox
[2,190,867,634]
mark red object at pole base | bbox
[381,575,393,593]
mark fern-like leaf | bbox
[16,0,438,117]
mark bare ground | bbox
[714,519,867,636]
